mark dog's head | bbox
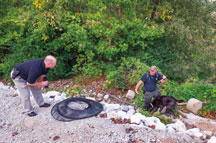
[151,96,162,107]
[148,96,161,112]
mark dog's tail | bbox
[176,99,184,103]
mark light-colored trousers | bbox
[11,71,45,113]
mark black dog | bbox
[149,95,177,116]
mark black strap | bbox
[12,68,20,79]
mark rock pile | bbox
[42,89,216,142]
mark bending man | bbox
[11,55,57,117]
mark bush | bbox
[162,80,216,114]
[104,57,150,91]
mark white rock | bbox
[186,128,204,139]
[104,104,120,112]
[46,91,61,97]
[122,114,131,120]
[186,98,202,114]
[55,95,65,101]
[97,93,103,98]
[116,111,127,119]
[165,126,176,133]
[134,113,146,120]
[130,115,141,125]
[155,121,166,130]
[120,105,129,112]
[127,109,135,117]
[125,90,135,100]
[107,111,118,119]
[142,117,161,128]
[104,95,110,102]
[208,136,216,143]
[203,131,213,137]
[61,92,67,97]
[167,119,187,132]
[128,105,134,110]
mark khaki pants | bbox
[11,70,45,113]
[143,89,161,110]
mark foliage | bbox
[104,57,150,90]
[145,0,216,81]
[162,80,216,114]
[0,0,215,91]
[0,0,164,81]
[152,113,172,125]
[139,109,151,117]
[134,92,144,109]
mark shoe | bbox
[39,103,51,107]
[27,112,37,117]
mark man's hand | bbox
[135,88,139,94]
[41,81,49,87]
[135,80,143,94]
[160,75,167,83]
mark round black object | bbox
[51,102,74,122]
[51,98,103,121]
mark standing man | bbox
[11,55,57,117]
[135,66,166,110]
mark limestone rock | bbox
[186,98,202,114]
[125,90,135,100]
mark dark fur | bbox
[150,95,177,116]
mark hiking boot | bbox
[39,103,51,108]
[27,111,37,117]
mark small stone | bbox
[125,127,134,133]
[89,125,95,128]
[100,113,107,118]
[53,136,60,141]
[104,95,110,102]
[111,118,121,124]
[12,131,18,136]
[122,119,131,124]
[12,93,18,97]
[148,125,156,129]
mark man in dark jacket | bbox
[11,55,57,117]
[135,66,166,110]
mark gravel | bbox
[0,84,203,143]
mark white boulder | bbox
[126,90,135,100]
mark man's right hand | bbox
[135,80,143,95]
[41,81,49,87]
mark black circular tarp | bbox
[51,98,103,122]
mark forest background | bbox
[0,0,215,117]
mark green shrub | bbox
[162,80,216,114]
[104,57,150,91]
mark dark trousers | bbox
[143,89,161,110]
